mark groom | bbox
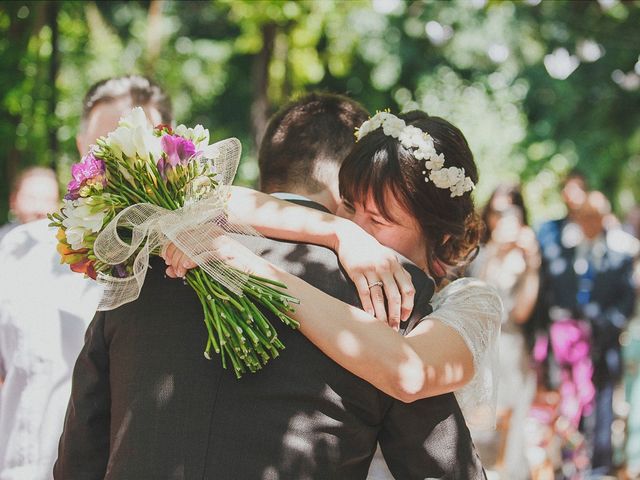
[55,93,484,479]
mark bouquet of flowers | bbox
[49,107,299,378]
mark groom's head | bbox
[258,92,368,212]
[77,75,173,155]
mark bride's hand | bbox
[334,221,415,331]
[161,235,267,279]
[162,241,197,278]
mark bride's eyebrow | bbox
[364,206,390,223]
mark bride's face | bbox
[336,190,428,269]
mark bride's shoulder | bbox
[434,276,499,299]
[433,277,503,321]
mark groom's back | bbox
[89,220,431,479]
[61,215,482,480]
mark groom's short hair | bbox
[258,92,369,193]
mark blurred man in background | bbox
[537,170,588,257]
[623,208,640,478]
[0,167,59,242]
[0,75,171,480]
[538,190,636,477]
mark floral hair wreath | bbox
[355,111,475,198]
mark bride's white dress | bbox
[427,277,503,429]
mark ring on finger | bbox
[367,281,384,289]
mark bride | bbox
[164,111,502,428]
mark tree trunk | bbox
[250,23,277,151]
[145,0,164,74]
[0,2,37,222]
[47,1,59,170]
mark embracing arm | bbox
[169,186,415,326]
[226,186,344,249]
[260,258,479,401]
[208,236,501,402]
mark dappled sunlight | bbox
[336,330,362,357]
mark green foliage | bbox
[0,0,638,225]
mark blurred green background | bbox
[1,0,639,225]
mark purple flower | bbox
[111,263,128,278]
[65,151,107,200]
[157,134,197,179]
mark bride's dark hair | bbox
[338,111,483,283]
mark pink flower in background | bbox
[65,151,107,200]
[157,134,197,179]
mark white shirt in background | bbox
[0,219,102,480]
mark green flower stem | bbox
[180,263,298,378]
[148,161,180,210]
[247,273,290,289]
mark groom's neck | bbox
[301,189,338,214]
[265,187,338,214]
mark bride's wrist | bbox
[330,217,357,252]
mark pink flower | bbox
[157,134,197,179]
[65,152,107,200]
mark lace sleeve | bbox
[429,277,503,429]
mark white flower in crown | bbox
[430,166,460,187]
[414,140,437,161]
[382,116,405,138]
[450,176,475,198]
[430,167,474,197]
[424,152,445,170]
[355,111,475,197]
[398,125,422,147]
[355,121,373,140]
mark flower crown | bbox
[355,112,475,198]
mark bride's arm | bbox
[167,186,415,327]
[204,235,501,402]
[226,186,343,248]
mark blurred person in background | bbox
[538,190,636,477]
[624,206,640,239]
[537,170,588,257]
[0,75,171,480]
[467,183,540,480]
[0,167,59,242]
[623,206,640,479]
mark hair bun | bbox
[437,211,484,268]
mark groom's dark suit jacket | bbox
[55,199,484,480]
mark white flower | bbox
[106,107,162,164]
[368,115,383,130]
[64,226,88,251]
[375,112,396,124]
[108,125,136,161]
[398,125,421,147]
[382,117,405,138]
[61,198,106,249]
[356,121,372,140]
[175,124,211,150]
[424,152,445,170]
[119,106,148,130]
[429,168,452,189]
[133,125,162,162]
[448,169,475,197]
[355,110,475,196]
